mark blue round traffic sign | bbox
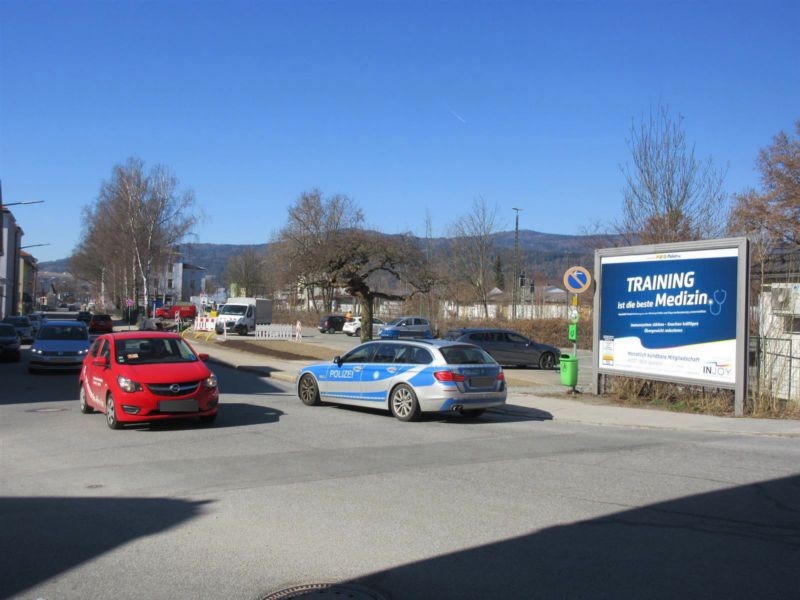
[563,266,592,293]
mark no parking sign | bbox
[563,266,592,294]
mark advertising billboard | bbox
[594,239,748,392]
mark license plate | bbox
[158,399,198,413]
[470,377,495,388]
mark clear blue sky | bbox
[1,0,798,262]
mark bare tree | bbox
[619,105,727,244]
[69,158,196,313]
[277,189,364,313]
[224,247,269,296]
[326,230,433,341]
[450,197,500,318]
[728,120,800,251]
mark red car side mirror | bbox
[198,353,209,361]
[92,355,109,368]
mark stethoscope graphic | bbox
[709,289,727,316]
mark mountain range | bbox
[37,229,607,284]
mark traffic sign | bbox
[563,266,592,294]
[126,298,134,307]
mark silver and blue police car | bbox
[296,339,507,421]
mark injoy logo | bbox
[703,362,732,377]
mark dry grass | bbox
[606,376,800,418]
[607,377,735,415]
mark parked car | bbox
[443,328,561,369]
[0,323,21,361]
[378,316,433,339]
[343,316,386,337]
[155,304,198,320]
[2,315,34,343]
[297,339,506,421]
[317,315,346,334]
[77,311,93,324]
[79,331,219,429]
[88,314,114,334]
[28,320,91,373]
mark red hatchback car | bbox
[79,332,219,429]
[88,314,114,334]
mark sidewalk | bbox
[190,337,800,438]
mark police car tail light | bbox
[434,371,465,383]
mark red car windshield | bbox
[115,337,199,365]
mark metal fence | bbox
[750,335,800,403]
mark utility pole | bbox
[512,207,522,320]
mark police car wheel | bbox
[390,384,421,422]
[79,383,94,414]
[299,374,321,406]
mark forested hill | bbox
[38,230,607,282]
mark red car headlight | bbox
[117,375,142,393]
[203,373,218,389]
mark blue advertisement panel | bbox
[598,247,739,385]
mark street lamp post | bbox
[511,207,522,320]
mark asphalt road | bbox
[1,349,799,600]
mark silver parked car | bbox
[28,320,90,373]
[2,315,34,343]
[296,339,506,421]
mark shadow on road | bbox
[321,403,553,424]
[125,402,285,432]
[0,496,209,599]
[349,474,800,599]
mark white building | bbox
[150,261,206,305]
[1,209,23,319]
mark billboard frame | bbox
[592,237,750,415]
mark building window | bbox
[168,279,173,289]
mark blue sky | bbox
[1,0,798,262]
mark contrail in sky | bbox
[448,107,466,123]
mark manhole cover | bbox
[28,407,69,413]
[262,583,386,600]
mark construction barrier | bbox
[194,316,218,332]
[255,324,294,341]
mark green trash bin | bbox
[559,354,578,387]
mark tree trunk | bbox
[359,294,374,343]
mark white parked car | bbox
[343,316,386,337]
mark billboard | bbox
[594,239,748,389]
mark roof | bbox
[108,331,182,340]
[40,320,87,327]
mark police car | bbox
[296,339,507,421]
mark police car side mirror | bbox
[333,356,342,367]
